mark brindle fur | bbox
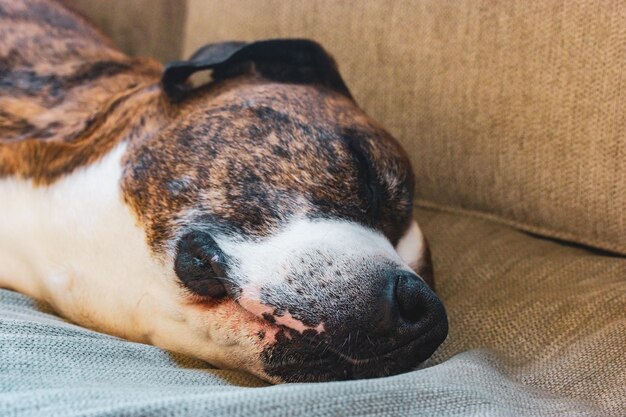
[123,79,415,255]
[0,0,163,183]
[0,0,416,256]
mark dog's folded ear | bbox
[161,39,353,102]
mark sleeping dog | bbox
[0,0,447,382]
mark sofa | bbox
[2,1,624,416]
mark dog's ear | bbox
[161,39,353,102]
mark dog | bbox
[0,0,448,383]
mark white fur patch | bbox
[0,144,168,335]
[395,220,425,271]
[219,218,402,287]
[218,219,400,319]
[219,218,425,335]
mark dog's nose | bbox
[260,267,448,382]
[395,271,432,322]
[380,270,446,337]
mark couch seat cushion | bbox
[416,207,626,416]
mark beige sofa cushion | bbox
[415,207,626,416]
[183,0,626,255]
[65,0,187,62]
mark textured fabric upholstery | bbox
[415,207,626,416]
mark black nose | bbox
[379,270,447,341]
[395,271,433,322]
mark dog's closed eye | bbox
[174,231,231,298]
[342,130,383,221]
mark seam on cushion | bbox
[413,198,626,257]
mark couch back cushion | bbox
[183,0,626,254]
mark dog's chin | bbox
[259,316,449,383]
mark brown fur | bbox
[0,0,163,184]
[0,0,415,254]
[122,76,415,253]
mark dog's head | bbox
[122,40,447,382]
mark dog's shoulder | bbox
[0,0,121,75]
[0,0,163,184]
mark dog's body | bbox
[0,0,447,382]
[0,0,174,344]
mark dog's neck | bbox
[0,0,167,185]
[0,71,164,185]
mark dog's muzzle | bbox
[260,269,448,382]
